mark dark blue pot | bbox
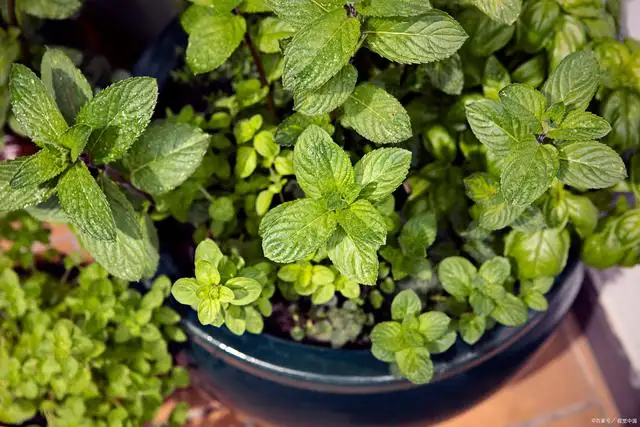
[136,21,586,427]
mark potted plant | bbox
[2,0,639,425]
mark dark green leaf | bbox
[10,148,68,189]
[294,64,358,115]
[557,140,626,189]
[186,14,247,74]
[542,51,599,112]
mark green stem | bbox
[197,183,214,202]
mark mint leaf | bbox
[10,64,68,148]
[257,17,294,53]
[547,15,586,71]
[419,53,464,95]
[275,112,334,146]
[354,148,411,202]
[77,176,159,281]
[293,125,355,199]
[41,48,93,124]
[465,100,530,155]
[505,228,570,279]
[601,90,640,149]
[360,0,432,17]
[458,7,514,57]
[501,144,559,207]
[565,193,598,238]
[186,14,246,74]
[225,277,262,305]
[10,148,68,189]
[470,290,496,316]
[478,256,510,286]
[328,199,387,284]
[548,111,611,141]
[499,84,546,129]
[370,321,405,352]
[294,64,358,116]
[557,140,626,189]
[364,11,467,65]
[59,125,92,161]
[57,162,116,241]
[516,0,560,53]
[464,173,499,204]
[542,51,600,112]
[483,56,510,100]
[76,77,158,163]
[266,0,343,31]
[391,289,422,320]
[478,193,527,230]
[395,347,433,384]
[195,239,224,267]
[123,122,210,196]
[399,212,436,257]
[418,311,450,341]
[470,0,522,25]
[341,83,412,144]
[0,159,56,212]
[19,0,81,19]
[235,146,258,178]
[491,293,528,326]
[458,313,486,345]
[438,256,477,300]
[260,199,337,263]
[26,196,69,223]
[523,291,548,311]
[171,278,200,306]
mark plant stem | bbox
[6,0,16,26]
[196,183,214,202]
[241,20,276,117]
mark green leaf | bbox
[9,148,68,189]
[40,48,93,124]
[172,278,200,306]
[499,84,546,128]
[186,14,246,74]
[511,55,546,88]
[632,154,640,204]
[254,130,280,159]
[364,11,467,65]
[257,17,294,53]
[395,347,434,384]
[275,112,334,146]
[77,176,159,281]
[418,311,450,341]
[234,114,263,144]
[18,0,81,19]
[399,211,436,257]
[293,125,355,199]
[470,0,522,25]
[235,146,258,178]
[565,193,598,238]
[465,100,530,155]
[341,83,412,144]
[478,256,510,286]
[391,289,422,320]
[0,159,56,212]
[282,9,360,94]
[58,124,92,161]
[420,53,464,95]
[209,197,235,222]
[464,173,499,204]
[614,210,640,247]
[523,291,548,311]
[266,0,343,31]
[542,51,600,112]
[548,111,611,141]
[10,64,69,148]
[245,306,265,334]
[371,344,396,362]
[123,121,210,196]
[483,56,511,100]
[470,291,496,316]
[354,148,411,202]
[360,0,432,17]
[312,284,336,304]
[328,199,387,284]
[225,277,263,305]
[294,64,358,115]
[195,260,221,285]
[195,239,224,267]
[547,15,587,71]
[426,329,457,353]
[491,293,528,326]
[57,162,116,241]
[504,228,570,280]
[601,90,640,149]
[76,77,158,163]
[457,7,514,57]
[501,144,559,207]
[260,199,337,263]
[478,193,528,230]
[438,256,477,300]
[198,298,222,325]
[458,313,486,345]
[516,0,560,53]
[370,321,406,352]
[26,195,69,223]
[557,140,626,189]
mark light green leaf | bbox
[601,90,640,149]
[478,193,528,230]
[547,15,587,71]
[395,347,434,384]
[293,125,355,199]
[360,0,432,17]
[266,0,343,31]
[499,83,546,127]
[59,125,92,161]
[123,121,210,196]
[370,321,406,352]
[542,51,599,112]
[557,140,626,189]
[354,147,411,202]
[171,278,200,306]
[18,0,81,19]
[420,53,464,95]
[257,17,294,53]
[254,130,280,159]
[464,173,499,204]
[478,256,511,286]
[548,110,611,141]
[76,77,158,163]
[470,290,496,316]
[565,193,598,238]
[341,83,412,144]
[235,146,258,178]
[260,199,337,263]
[470,0,522,25]
[391,289,422,320]
[465,100,530,155]
[483,56,511,100]
[399,211,436,257]
[198,298,222,325]
[226,277,263,305]
[10,148,68,189]
[364,11,467,64]
[245,306,265,334]
[210,196,235,222]
[491,293,528,326]
[418,311,450,341]
[371,343,396,362]
[234,114,263,144]
[195,260,221,285]
[195,239,224,267]
[57,162,116,241]
[501,144,559,207]
[275,112,334,146]
[312,284,336,304]
[458,313,486,345]
[0,159,56,213]
[41,48,93,124]
[523,291,548,311]
[438,256,477,300]
[294,64,358,116]
[504,228,570,280]
[186,14,246,74]
[10,64,68,148]
[282,9,360,94]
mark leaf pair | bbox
[277,261,360,304]
[259,125,411,284]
